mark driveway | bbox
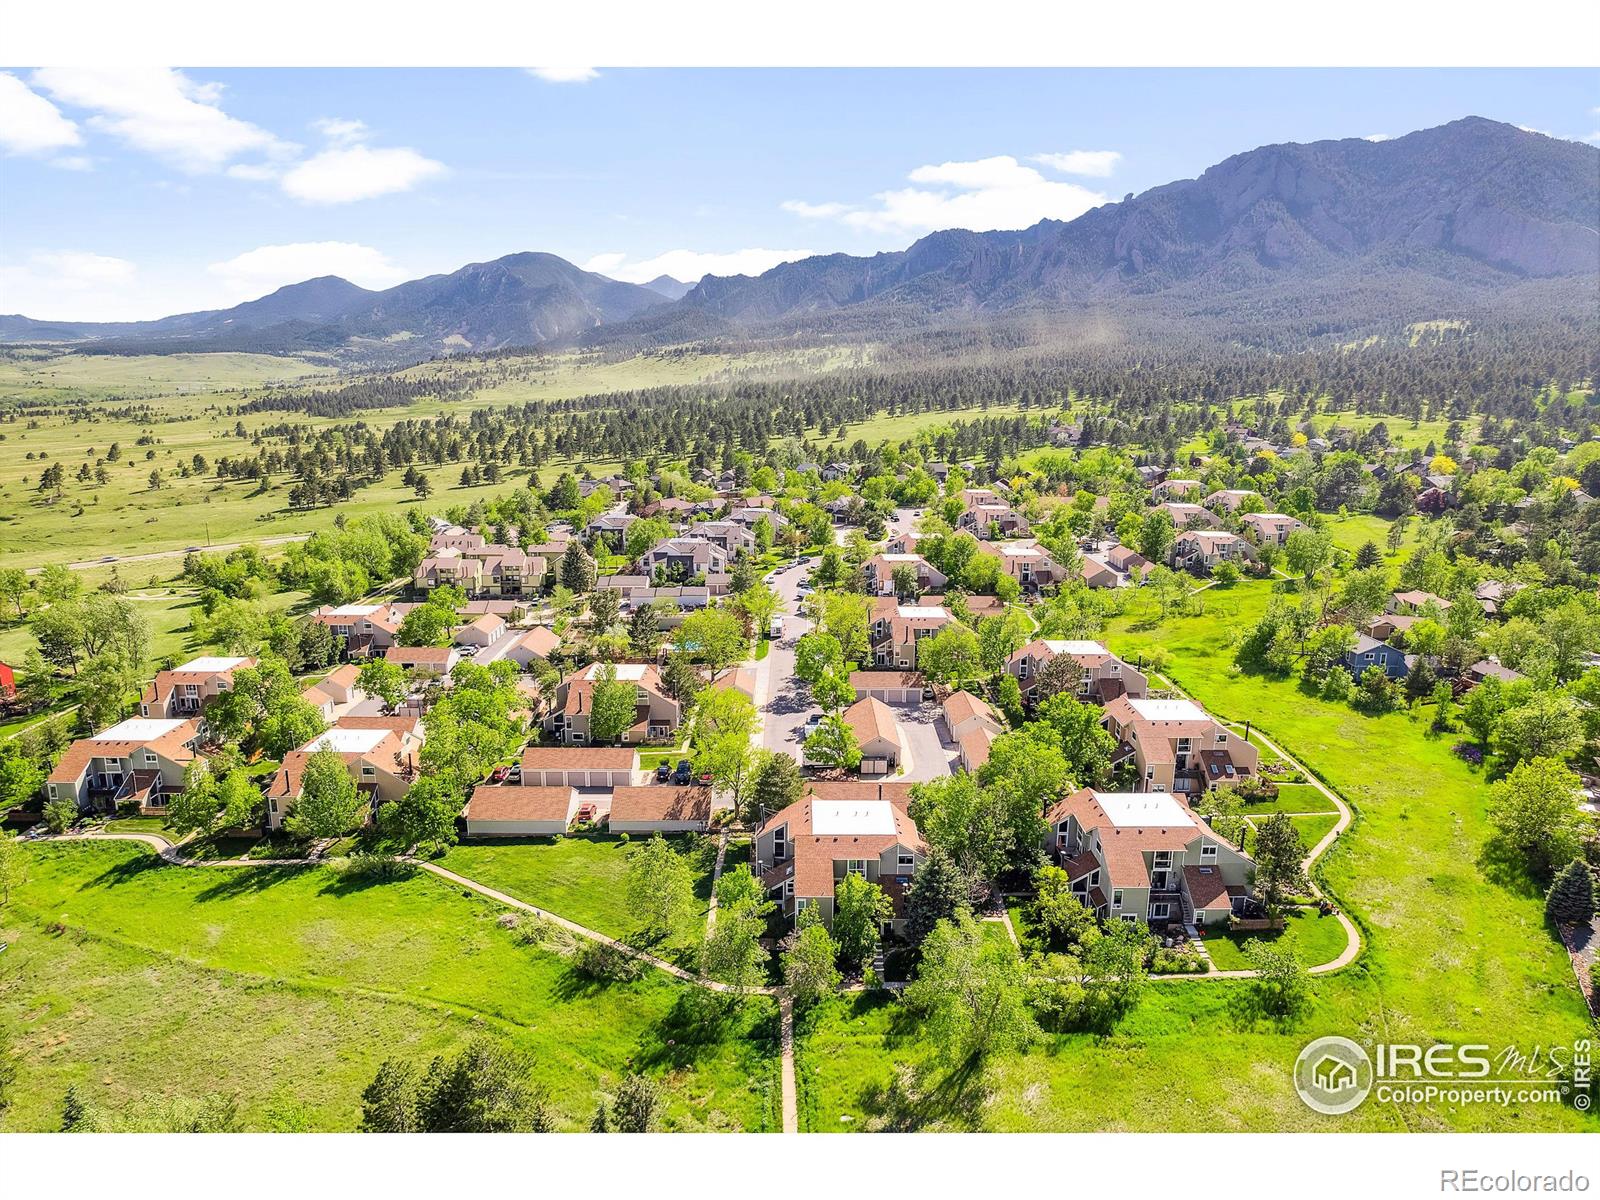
[892,703,959,782]
[760,559,818,757]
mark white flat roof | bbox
[583,663,649,681]
[93,717,186,742]
[303,727,391,755]
[998,544,1042,556]
[325,604,381,617]
[896,605,950,620]
[1127,697,1209,722]
[880,553,921,561]
[1042,639,1109,655]
[811,800,898,836]
[1094,792,1196,829]
[175,655,248,673]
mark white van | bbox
[769,615,785,639]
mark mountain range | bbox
[3,117,1595,359]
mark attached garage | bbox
[609,786,714,834]
[519,746,637,789]
[464,785,576,837]
[848,670,926,706]
[843,696,903,773]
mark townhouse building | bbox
[1101,695,1259,795]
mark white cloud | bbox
[280,143,446,204]
[311,116,369,145]
[1363,133,1392,142]
[50,155,93,172]
[0,250,139,320]
[206,242,409,302]
[582,247,815,284]
[32,66,292,173]
[781,200,852,219]
[786,153,1108,238]
[527,67,599,83]
[225,162,280,182]
[1031,149,1122,177]
[0,71,82,156]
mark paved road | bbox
[26,533,314,575]
[761,559,818,760]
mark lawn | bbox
[796,576,1592,1131]
[1201,908,1351,971]
[434,833,718,964]
[0,841,777,1132]
[1240,783,1338,815]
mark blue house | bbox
[1345,635,1414,680]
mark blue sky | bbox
[1,67,1595,321]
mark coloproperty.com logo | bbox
[1294,1035,1594,1116]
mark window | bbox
[1088,870,1100,886]
[1150,902,1171,920]
[784,880,794,897]
[897,853,915,869]
[845,859,867,877]
[269,798,278,814]
[1119,913,1139,924]
[1111,890,1123,909]
[1201,843,1218,861]
[361,766,375,777]
[773,828,787,861]
[1216,733,1227,746]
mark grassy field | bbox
[0,841,777,1132]
[0,346,872,571]
[1202,908,1350,971]
[434,834,717,966]
[795,575,1592,1132]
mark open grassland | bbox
[0,841,777,1132]
[796,577,1591,1132]
[435,834,718,966]
[0,346,882,570]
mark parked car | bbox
[801,713,823,740]
[697,768,714,786]
[488,765,511,784]
[672,759,692,785]
[655,762,671,782]
[769,615,785,639]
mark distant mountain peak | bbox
[643,274,693,300]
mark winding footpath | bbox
[40,826,800,1130]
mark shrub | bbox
[115,799,141,818]
[42,797,77,834]
[575,939,646,982]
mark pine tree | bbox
[1545,859,1596,925]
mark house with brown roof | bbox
[861,553,947,597]
[1101,696,1258,795]
[848,670,927,705]
[464,785,578,836]
[942,691,1003,773]
[976,540,1069,589]
[687,520,757,555]
[1172,530,1254,575]
[840,696,902,774]
[1005,639,1148,705]
[311,603,407,656]
[640,536,728,579]
[753,786,928,932]
[454,612,507,649]
[1156,501,1219,531]
[1151,478,1203,502]
[519,745,638,788]
[300,663,366,721]
[609,785,715,833]
[542,661,680,745]
[1389,589,1452,616]
[384,645,461,675]
[139,655,255,721]
[264,716,423,830]
[1241,512,1307,546]
[413,548,485,594]
[1045,788,1254,929]
[504,626,562,668]
[45,717,203,813]
[869,599,954,668]
[1202,489,1261,514]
